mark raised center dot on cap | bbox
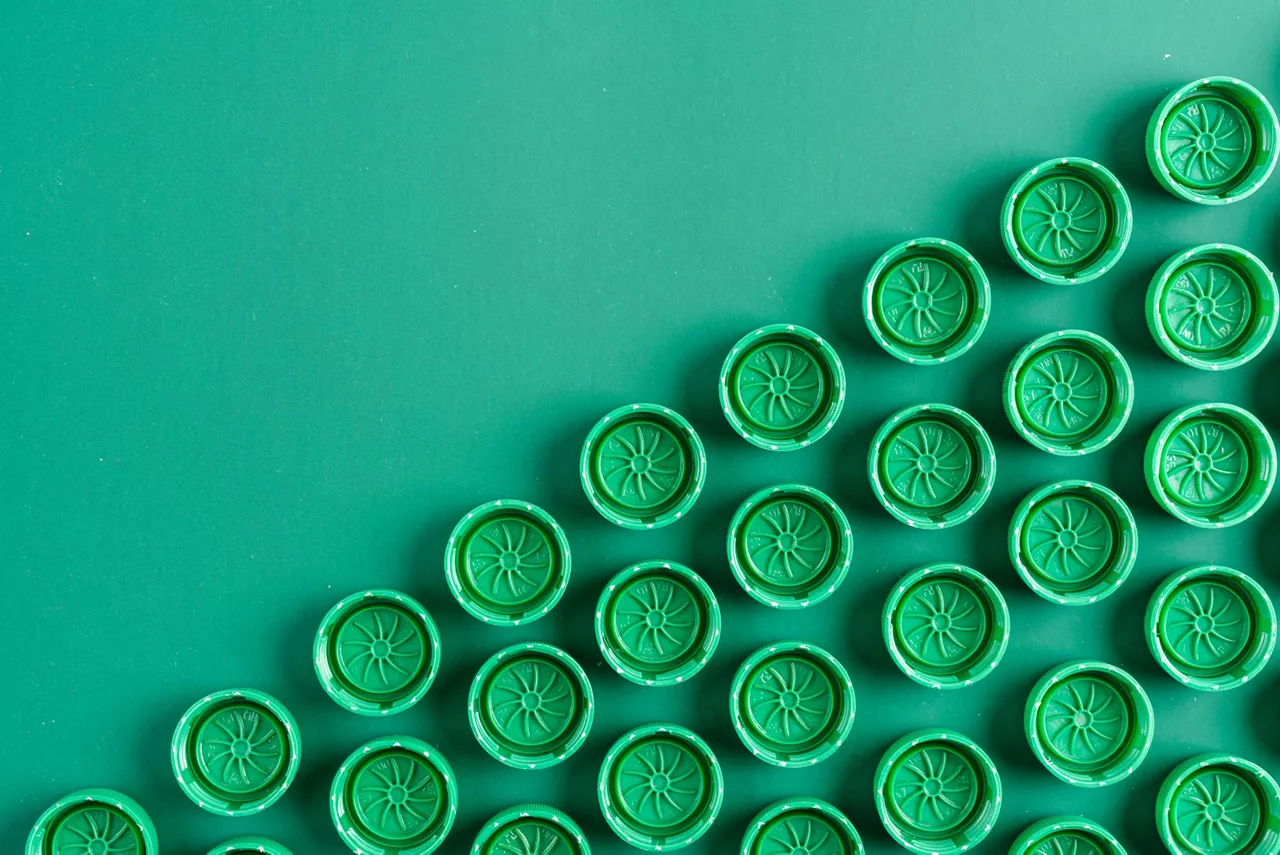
[780,689,800,710]
[231,738,251,759]
[917,454,937,473]
[645,609,666,628]
[931,613,951,631]
[778,532,797,551]
[499,551,519,570]
[912,291,933,310]
[1198,132,1216,150]
[1051,211,1071,230]
[389,785,408,805]
[1195,614,1214,633]
[1058,530,1078,548]
[651,773,669,792]
[769,376,789,395]
[1073,710,1092,728]
[631,455,651,474]
[1207,802,1225,820]
[372,639,391,658]
[1193,453,1212,472]
[1052,382,1072,401]
[923,778,942,796]
[88,842,108,855]
[522,691,541,710]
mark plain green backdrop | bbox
[4,2,1280,852]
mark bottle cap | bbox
[1156,753,1280,854]
[207,837,295,855]
[330,735,458,855]
[444,500,570,625]
[1004,329,1133,455]
[314,589,441,715]
[726,483,853,609]
[729,641,856,767]
[1001,157,1132,284]
[867,403,996,529]
[1008,815,1127,855]
[597,723,723,851]
[882,563,1009,689]
[863,238,991,364]
[740,797,865,855]
[594,560,721,686]
[1009,480,1138,605]
[470,804,590,855]
[1147,77,1280,205]
[26,789,159,855]
[1146,565,1276,691]
[1147,244,1278,370]
[468,642,594,769]
[171,688,301,816]
[1025,660,1153,787]
[1144,402,1276,527]
[873,728,1002,854]
[719,323,845,450]
[580,404,707,529]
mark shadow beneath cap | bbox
[1250,348,1280,427]
[821,236,901,358]
[1121,766,1167,851]
[1107,412,1159,514]
[1248,671,1280,755]
[980,669,1043,774]
[1103,85,1170,199]
[675,331,739,444]
[1107,267,1162,359]
[827,419,880,518]
[973,492,1020,587]
[1253,504,1280,588]
[1108,573,1161,680]
[954,164,1017,276]
[963,346,1015,441]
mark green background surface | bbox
[4,2,1280,852]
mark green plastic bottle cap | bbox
[729,641,856,767]
[882,563,1010,689]
[1025,660,1153,787]
[725,483,853,609]
[1145,402,1277,528]
[471,804,591,855]
[863,238,991,364]
[718,323,846,450]
[444,499,571,625]
[330,735,458,855]
[580,404,706,530]
[740,797,865,855]
[314,588,442,716]
[874,728,1002,854]
[1147,77,1280,205]
[26,789,159,855]
[1146,565,1277,691]
[1008,480,1138,606]
[1002,157,1133,284]
[597,723,724,851]
[594,559,721,686]
[1004,330,1133,455]
[207,837,295,855]
[468,642,594,769]
[1156,754,1280,854]
[867,403,996,529]
[1008,815,1128,855]
[1148,244,1279,371]
[170,688,301,816]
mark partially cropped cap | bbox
[1009,480,1138,605]
[719,323,845,450]
[597,723,723,851]
[1156,754,1280,854]
[26,789,159,855]
[1025,660,1153,787]
[207,837,295,855]
[1147,77,1280,205]
[1147,245,1278,370]
[1004,330,1133,455]
[863,238,991,364]
[1002,157,1133,284]
[470,804,590,855]
[330,735,458,855]
[1144,403,1276,527]
[1008,815,1127,855]
[580,404,706,529]
[444,499,571,625]
[868,404,996,529]
[468,642,594,769]
[1146,565,1276,691]
[170,688,301,816]
[874,728,1002,854]
[740,797,865,855]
